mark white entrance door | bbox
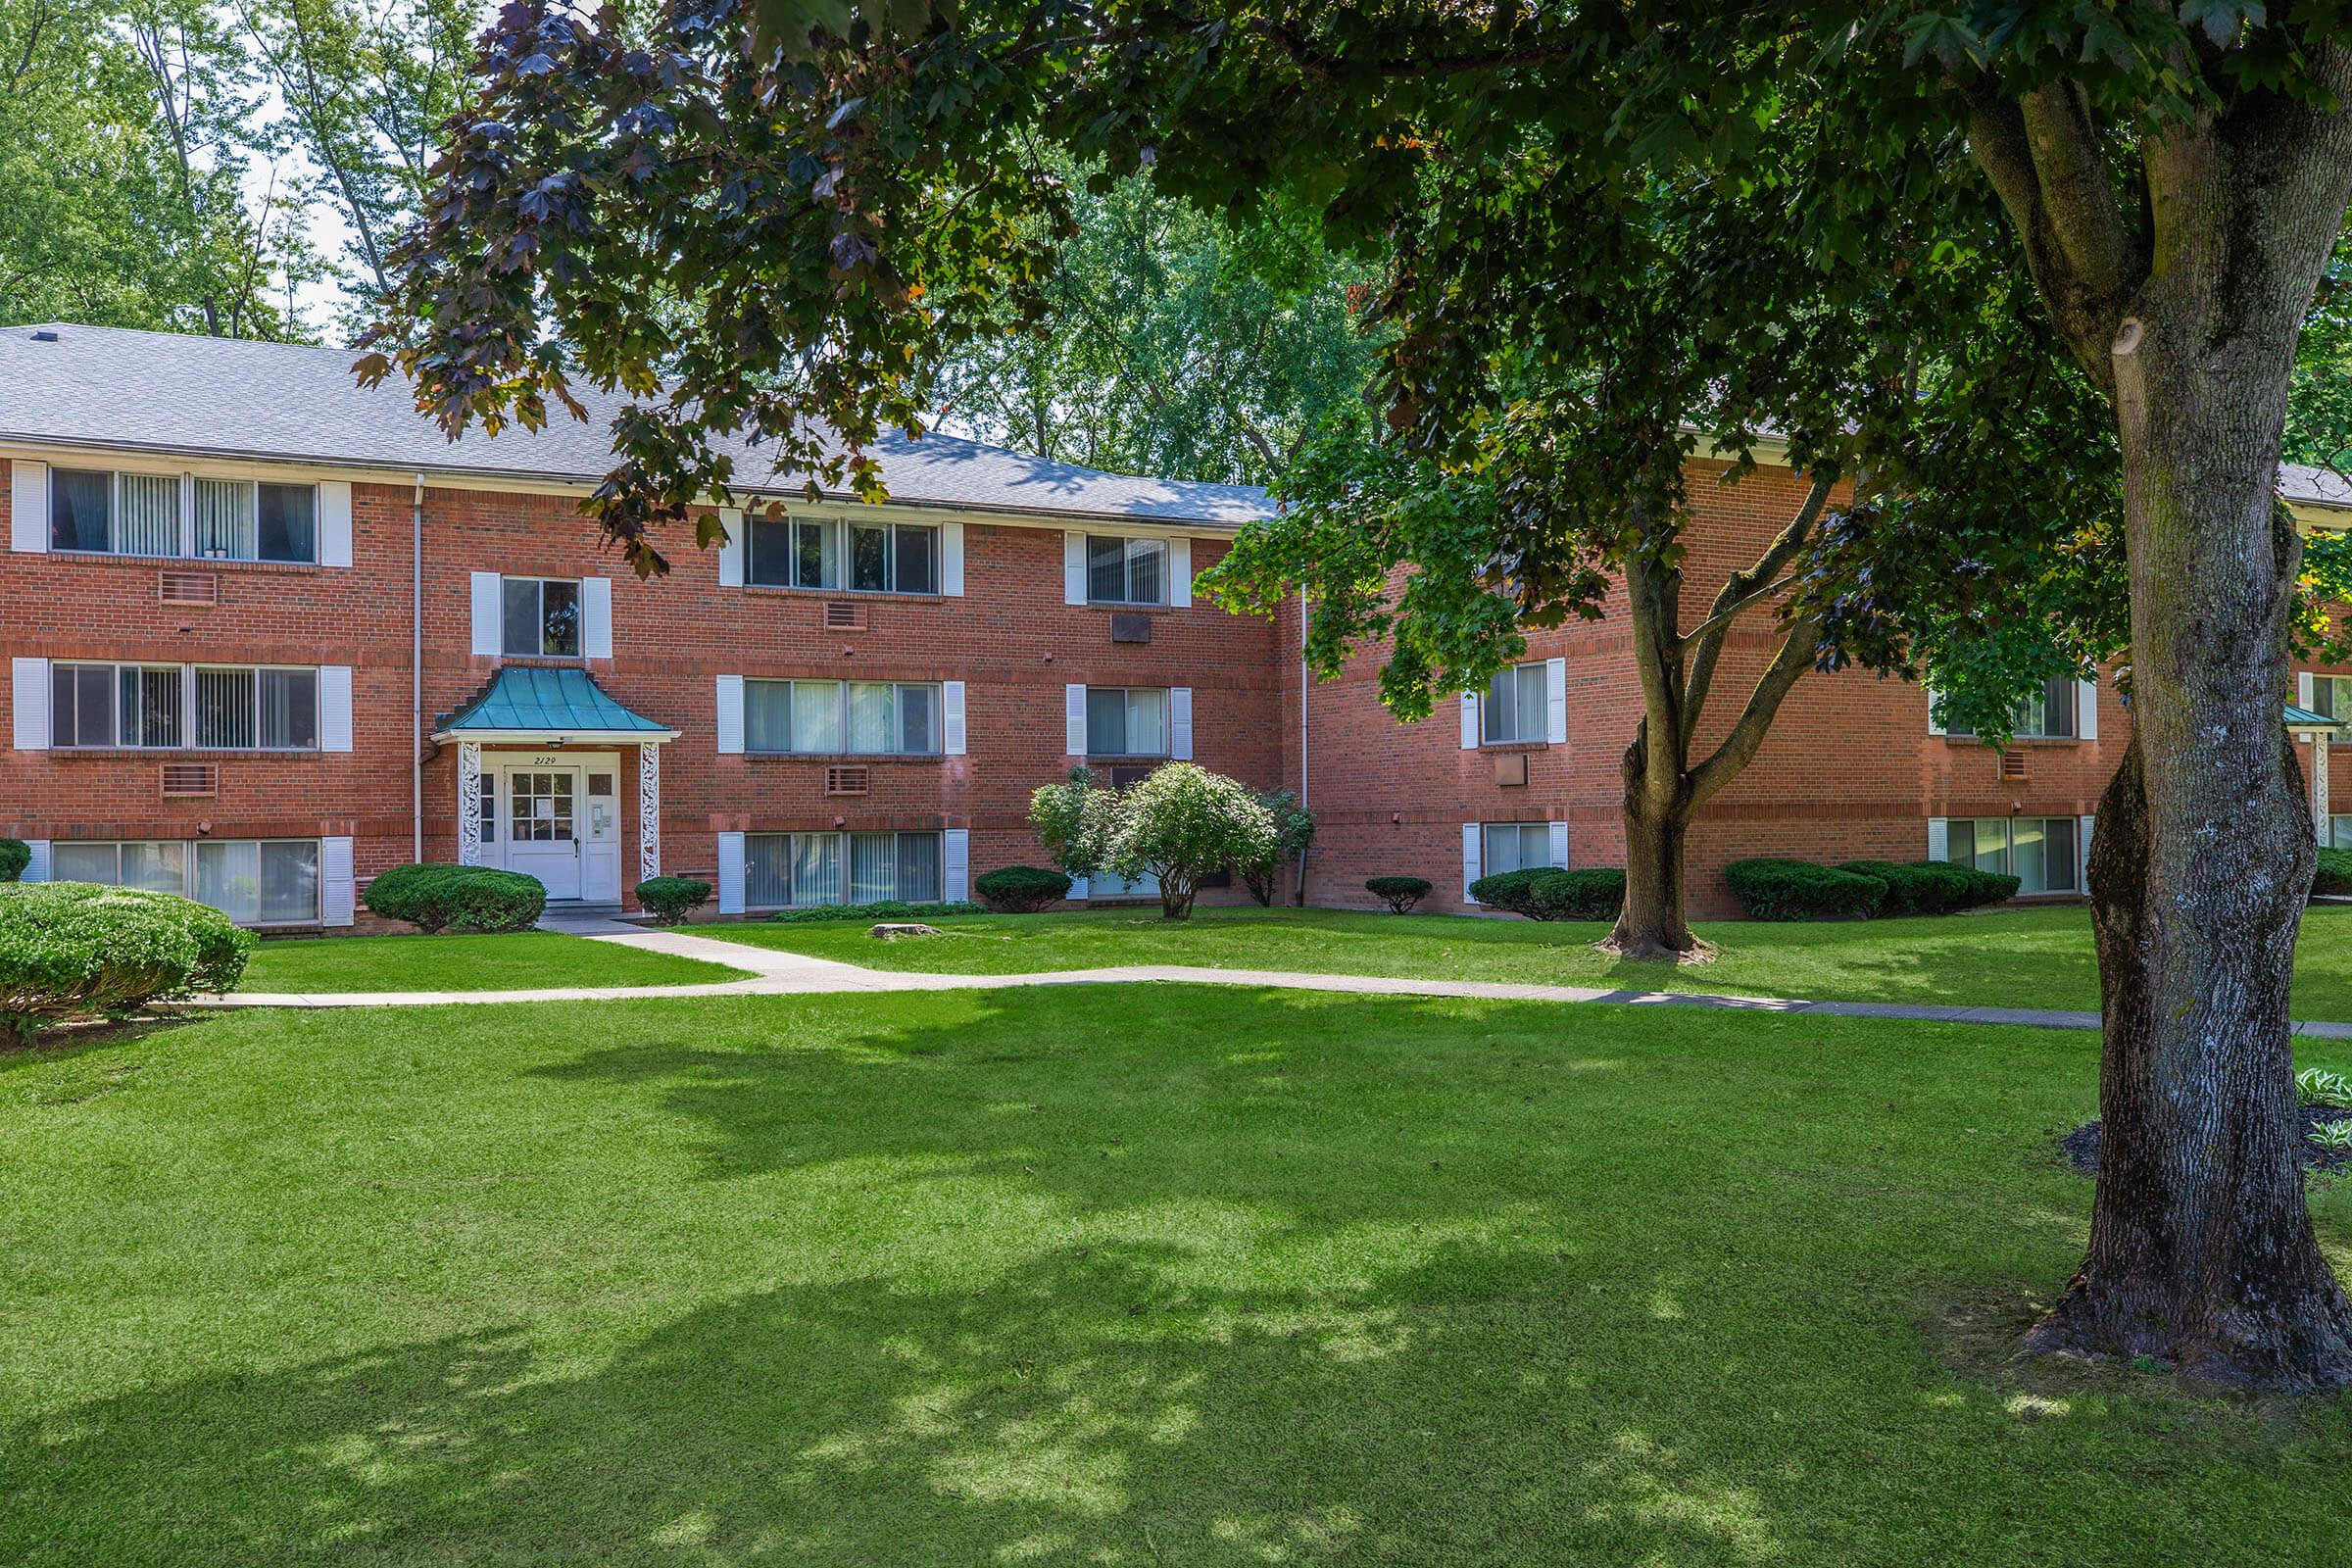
[506,767,582,900]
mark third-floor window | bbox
[748,516,939,594]
[503,577,580,658]
[1087,535,1167,605]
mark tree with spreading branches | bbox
[370,1,2352,1388]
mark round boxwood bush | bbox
[1938,861,2023,909]
[1724,858,1887,921]
[1835,859,1976,916]
[1365,875,1432,913]
[1469,866,1627,921]
[975,865,1072,913]
[635,875,711,925]
[0,883,253,1044]
[0,840,28,884]
[364,864,547,934]
[2317,846,2352,898]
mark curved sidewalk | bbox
[187,922,2352,1038]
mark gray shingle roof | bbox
[0,322,1272,527]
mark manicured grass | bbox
[710,903,2352,1017]
[3,988,2350,1563]
[236,930,751,993]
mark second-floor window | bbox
[50,662,318,750]
[1087,687,1168,757]
[503,577,580,658]
[2310,674,2352,719]
[1482,662,1549,744]
[745,679,942,756]
[50,468,317,563]
[748,516,940,594]
[1946,676,2078,740]
[1087,535,1166,605]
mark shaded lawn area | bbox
[711,903,2352,1018]
[4,989,2351,1565]
[236,931,751,993]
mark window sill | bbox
[743,584,944,603]
[50,549,325,571]
[48,747,323,760]
[1084,600,1173,612]
[743,752,946,763]
[1478,739,1551,754]
[1084,754,1173,764]
[1938,735,2083,747]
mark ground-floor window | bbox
[2330,814,2352,852]
[1943,816,2079,894]
[48,838,319,922]
[1482,822,1562,877]
[745,830,941,907]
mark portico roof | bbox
[2286,703,2342,732]
[432,665,679,745]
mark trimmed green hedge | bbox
[1725,858,1887,921]
[364,864,547,934]
[0,840,28,884]
[1469,866,1627,921]
[766,899,987,925]
[1364,875,1432,914]
[2318,847,2352,898]
[0,884,253,1044]
[974,865,1072,912]
[635,876,711,925]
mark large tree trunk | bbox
[2021,119,2352,1386]
[1608,724,1707,961]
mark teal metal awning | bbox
[432,665,679,745]
[2287,703,2342,731]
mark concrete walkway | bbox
[186,921,2352,1037]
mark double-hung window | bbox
[1087,535,1167,605]
[1946,676,2078,740]
[2309,674,2352,720]
[747,515,941,594]
[1481,823,1561,877]
[744,678,942,755]
[1482,663,1548,744]
[50,468,318,563]
[744,830,942,907]
[1943,816,2079,894]
[51,838,319,922]
[502,577,581,657]
[1086,687,1168,758]
[49,662,318,750]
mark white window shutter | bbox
[1065,683,1088,756]
[1170,537,1193,607]
[942,522,964,597]
[716,831,746,914]
[13,657,49,750]
[1460,692,1480,750]
[1548,820,1569,868]
[1924,685,1944,736]
[320,665,354,752]
[716,508,745,587]
[944,828,970,901]
[318,481,353,566]
[1462,823,1483,900]
[10,460,48,553]
[1170,686,1194,760]
[2077,680,2098,740]
[2079,814,2097,891]
[21,840,49,883]
[320,836,355,926]
[1063,532,1087,605]
[2300,671,2316,709]
[943,680,966,755]
[713,675,744,755]
[1926,817,1949,860]
[469,571,502,656]
[580,576,613,659]
[1545,658,1567,745]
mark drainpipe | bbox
[412,472,425,861]
[1294,588,1310,906]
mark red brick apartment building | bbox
[5,322,2350,928]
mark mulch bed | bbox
[2061,1105,2352,1175]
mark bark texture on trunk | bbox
[1609,757,1701,962]
[1972,65,2352,1386]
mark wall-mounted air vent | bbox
[823,600,866,631]
[824,764,870,796]
[160,570,219,606]
[161,762,218,797]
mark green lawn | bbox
[710,903,2352,1017]
[236,931,751,993]
[3,988,2349,1563]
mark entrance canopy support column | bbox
[458,741,483,865]
[639,742,661,882]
